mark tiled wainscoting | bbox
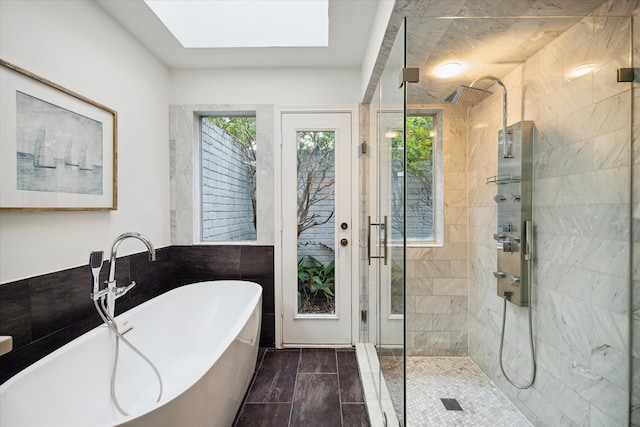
[0,245,275,383]
[234,348,369,427]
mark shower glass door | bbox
[370,18,407,426]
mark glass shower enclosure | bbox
[367,8,636,426]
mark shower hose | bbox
[94,298,163,416]
[498,252,536,389]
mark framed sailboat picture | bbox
[0,59,117,210]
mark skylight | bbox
[144,0,329,48]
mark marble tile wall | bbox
[467,2,634,425]
[404,104,469,356]
[0,245,275,384]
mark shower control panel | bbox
[491,121,533,307]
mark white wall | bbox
[0,0,171,283]
[170,67,361,105]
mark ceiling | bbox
[367,0,608,103]
[406,15,597,104]
[97,0,609,103]
[96,0,379,69]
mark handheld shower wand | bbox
[89,239,162,415]
[89,251,104,300]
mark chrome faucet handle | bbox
[508,275,520,285]
[493,233,508,242]
[114,281,136,299]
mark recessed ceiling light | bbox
[144,0,328,48]
[566,64,596,80]
[433,62,463,78]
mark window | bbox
[200,115,257,242]
[144,0,328,48]
[391,112,443,245]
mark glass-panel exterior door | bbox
[282,112,353,346]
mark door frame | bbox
[274,106,359,348]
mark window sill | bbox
[195,240,259,246]
[388,241,444,248]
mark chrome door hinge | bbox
[399,67,420,88]
[617,68,634,82]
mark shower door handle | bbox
[367,215,388,265]
[367,216,372,264]
[382,215,388,265]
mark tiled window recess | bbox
[404,104,468,357]
[234,348,370,427]
[0,245,274,383]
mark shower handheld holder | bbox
[524,220,533,261]
[89,251,105,300]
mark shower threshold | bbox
[355,343,400,427]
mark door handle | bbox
[367,215,388,265]
[340,238,349,246]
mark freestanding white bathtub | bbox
[0,280,262,427]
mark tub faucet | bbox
[104,232,156,318]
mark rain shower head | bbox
[446,75,513,158]
[445,85,492,106]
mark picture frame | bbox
[0,59,117,211]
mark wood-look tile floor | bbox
[234,348,370,427]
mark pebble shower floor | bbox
[380,356,532,426]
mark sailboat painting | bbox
[1,59,116,210]
[16,91,103,195]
